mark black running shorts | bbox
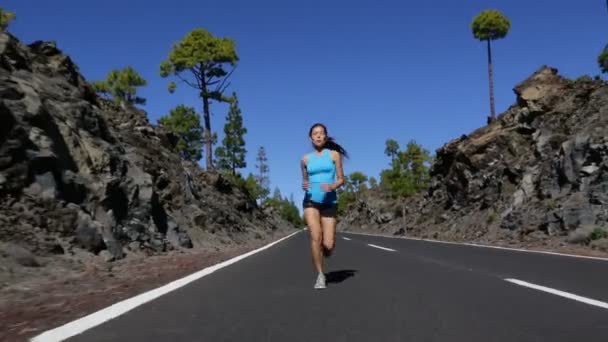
[302,198,337,217]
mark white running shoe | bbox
[314,272,326,289]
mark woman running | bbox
[301,123,347,289]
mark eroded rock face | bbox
[339,67,608,250]
[0,32,294,265]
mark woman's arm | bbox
[329,150,344,191]
[301,155,309,190]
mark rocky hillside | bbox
[0,32,295,287]
[339,67,608,254]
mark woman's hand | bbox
[321,183,336,192]
[302,180,309,191]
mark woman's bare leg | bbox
[321,216,337,255]
[304,207,323,273]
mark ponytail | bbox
[324,137,348,159]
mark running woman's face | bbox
[310,126,327,148]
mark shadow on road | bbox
[325,270,358,284]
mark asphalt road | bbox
[58,231,608,342]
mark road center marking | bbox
[367,244,397,252]
[342,232,608,262]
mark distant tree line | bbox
[336,139,432,219]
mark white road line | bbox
[342,231,608,262]
[505,278,608,310]
[30,231,301,342]
[342,237,351,241]
[367,244,397,252]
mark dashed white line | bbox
[367,244,397,252]
[30,231,301,342]
[505,278,608,310]
[342,237,351,241]
[342,231,608,262]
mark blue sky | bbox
[4,0,607,209]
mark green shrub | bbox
[590,227,607,241]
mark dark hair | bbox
[309,123,348,158]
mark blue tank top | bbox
[305,149,337,204]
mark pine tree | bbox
[272,187,282,201]
[160,28,238,170]
[380,140,432,227]
[255,146,270,201]
[158,105,204,162]
[0,8,15,31]
[471,9,511,122]
[349,171,369,195]
[384,139,400,166]
[91,67,147,108]
[598,47,608,74]
[215,93,247,175]
[243,173,263,201]
[369,177,378,189]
